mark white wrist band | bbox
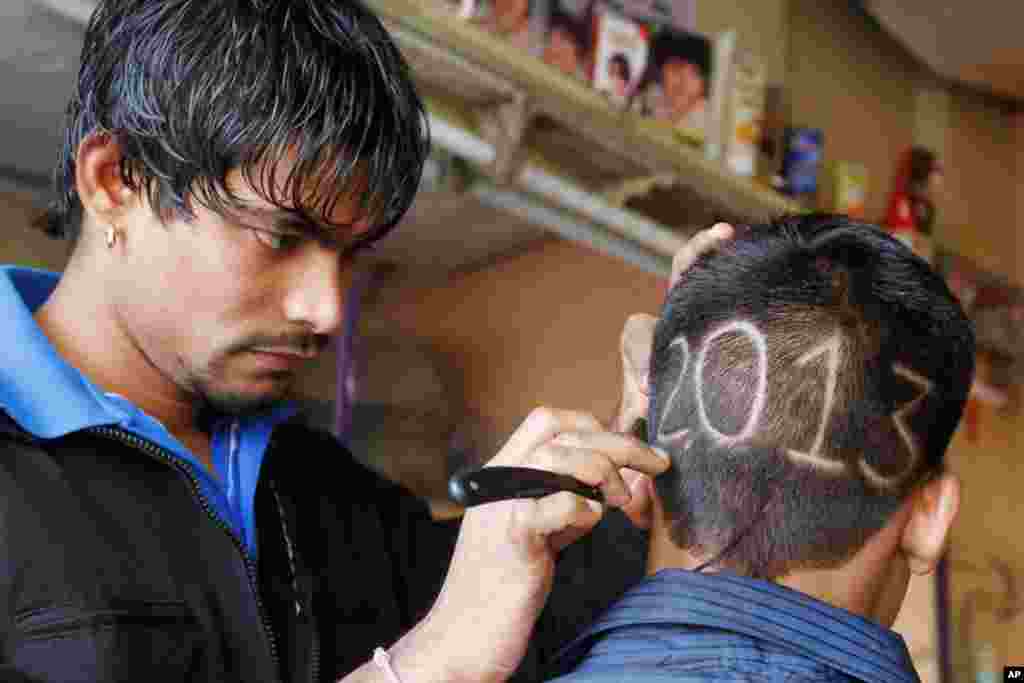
[373,647,404,683]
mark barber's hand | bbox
[416,407,668,683]
[613,221,735,528]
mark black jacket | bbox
[0,412,453,683]
[0,412,646,683]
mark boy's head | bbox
[646,214,974,579]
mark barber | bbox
[0,0,732,680]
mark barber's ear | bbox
[901,473,959,576]
[75,132,137,229]
[612,313,657,434]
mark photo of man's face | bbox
[662,57,705,121]
[493,0,529,34]
[544,26,581,76]
[609,54,630,97]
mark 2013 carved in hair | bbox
[655,320,934,489]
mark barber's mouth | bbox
[247,347,319,368]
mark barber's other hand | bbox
[423,407,668,683]
[613,221,735,528]
[612,221,736,432]
[670,221,734,287]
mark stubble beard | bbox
[188,354,297,421]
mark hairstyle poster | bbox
[631,24,712,143]
[542,0,594,82]
[591,2,650,107]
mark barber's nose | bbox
[283,249,347,336]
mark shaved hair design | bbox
[649,214,974,578]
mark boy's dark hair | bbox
[39,0,428,244]
[648,214,974,579]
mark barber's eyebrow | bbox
[238,206,372,249]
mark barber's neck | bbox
[645,501,912,628]
[34,253,207,453]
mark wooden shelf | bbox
[368,0,801,231]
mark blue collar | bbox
[0,265,299,558]
[556,568,919,683]
[0,266,121,437]
[0,265,296,438]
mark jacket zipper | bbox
[87,426,284,682]
[270,477,321,683]
[310,627,320,683]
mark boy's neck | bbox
[645,509,910,628]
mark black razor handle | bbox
[448,466,603,507]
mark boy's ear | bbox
[901,472,960,576]
[612,313,656,434]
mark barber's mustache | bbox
[229,333,330,357]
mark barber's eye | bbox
[252,229,301,251]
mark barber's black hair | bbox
[38,0,429,244]
[648,214,974,578]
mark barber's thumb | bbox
[619,469,657,530]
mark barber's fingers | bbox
[551,428,666,475]
[524,491,603,544]
[619,470,657,529]
[670,222,735,287]
[482,407,668,549]
[492,429,666,506]
[489,407,604,467]
[540,492,609,554]
[525,439,633,506]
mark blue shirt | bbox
[0,265,298,559]
[551,568,920,683]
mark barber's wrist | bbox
[409,600,531,683]
[389,617,457,683]
[381,610,489,683]
[340,628,464,683]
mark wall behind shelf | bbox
[696,0,788,86]
[786,0,925,221]
[365,237,665,440]
[938,91,1019,283]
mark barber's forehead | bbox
[241,145,369,187]
[219,188,372,251]
[231,149,371,205]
